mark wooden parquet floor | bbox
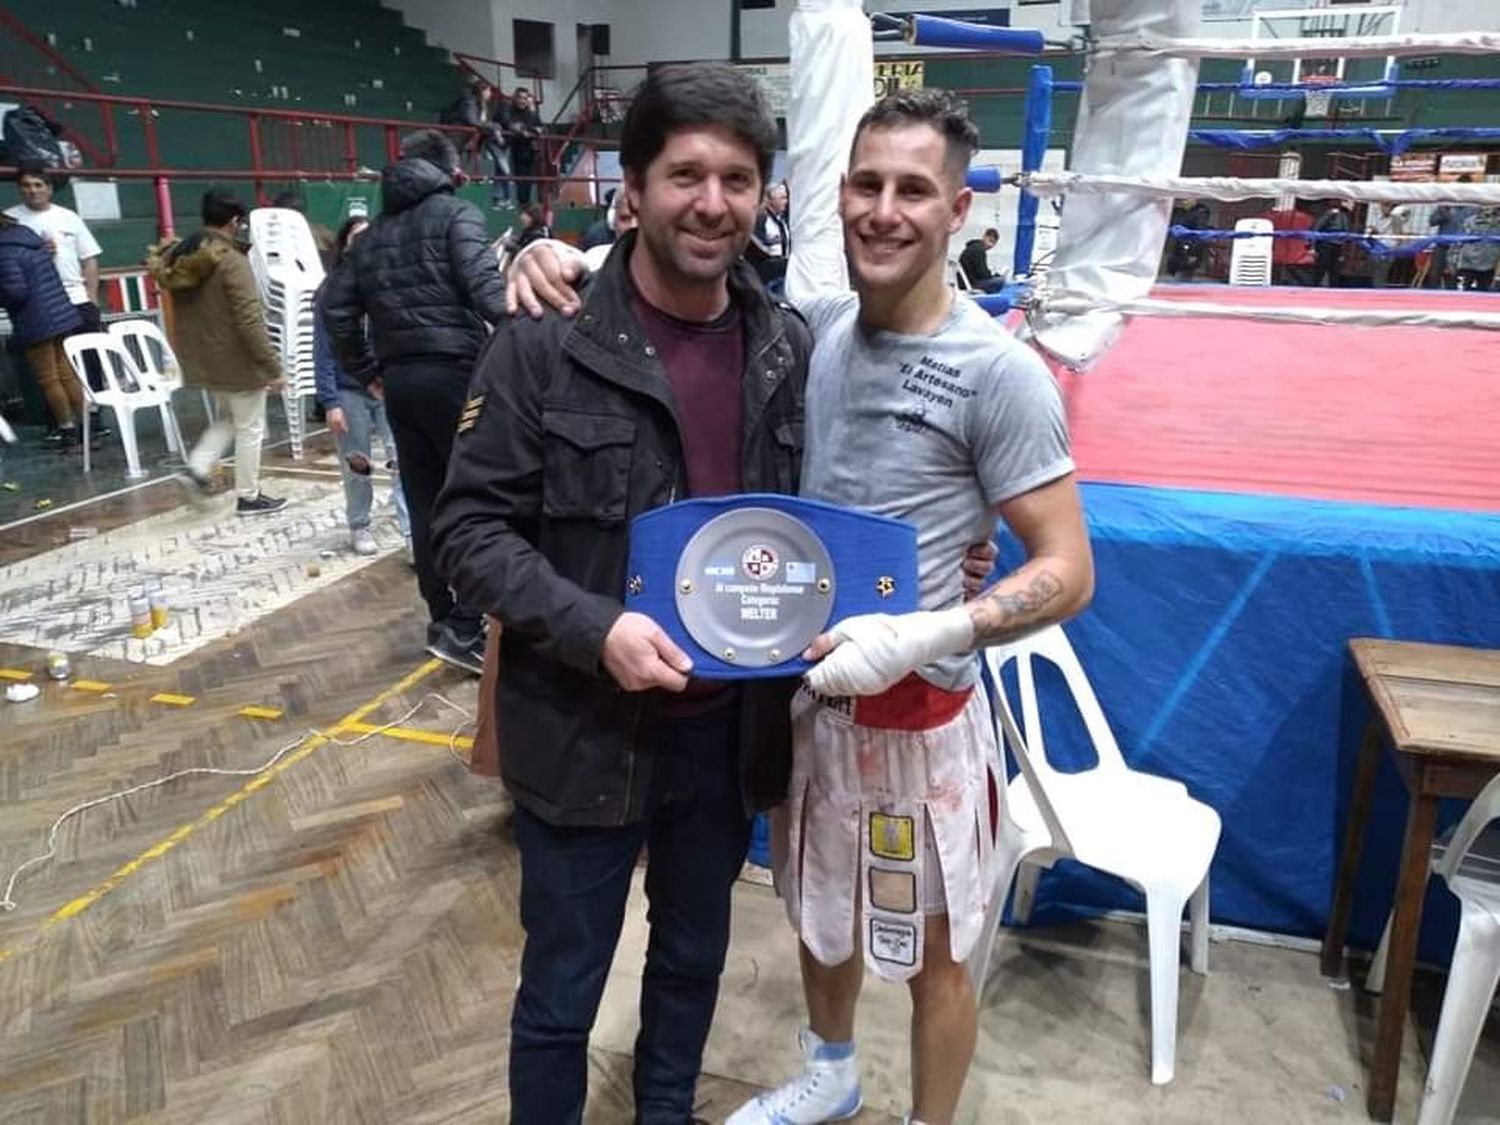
[0,486,824,1124]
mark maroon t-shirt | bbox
[631,291,746,713]
[631,293,745,498]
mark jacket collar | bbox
[561,230,794,435]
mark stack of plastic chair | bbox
[974,625,1222,1085]
[1363,772,1500,1125]
[61,333,179,479]
[1228,217,1275,286]
[248,208,324,459]
[107,318,188,458]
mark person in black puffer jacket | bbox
[324,128,505,674]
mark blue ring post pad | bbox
[625,493,920,681]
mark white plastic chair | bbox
[61,332,177,479]
[1362,773,1500,1125]
[106,319,188,456]
[1228,217,1274,286]
[974,625,1223,1085]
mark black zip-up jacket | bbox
[323,157,505,382]
[432,232,810,827]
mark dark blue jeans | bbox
[508,705,751,1124]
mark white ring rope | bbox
[1092,30,1500,60]
[1021,171,1500,207]
[1031,291,1500,333]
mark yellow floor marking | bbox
[0,668,34,681]
[149,692,195,707]
[336,720,474,750]
[237,705,285,720]
[71,680,113,693]
[0,659,442,964]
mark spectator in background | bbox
[1454,205,1500,291]
[149,188,286,515]
[1165,198,1210,280]
[580,191,636,272]
[446,79,512,209]
[507,203,551,254]
[500,87,543,206]
[1429,175,1477,289]
[7,161,101,337]
[750,180,791,261]
[314,217,410,557]
[958,227,1008,293]
[1312,199,1350,287]
[0,212,85,445]
[323,128,505,675]
[1365,202,1410,289]
[580,188,619,251]
[8,160,108,429]
[270,189,336,268]
[1268,199,1317,286]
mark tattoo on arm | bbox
[966,569,1065,647]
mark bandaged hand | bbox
[803,608,974,697]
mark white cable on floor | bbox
[1031,291,1500,332]
[1,690,476,914]
[1091,30,1500,60]
[1020,171,1500,207]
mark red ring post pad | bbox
[905,15,1046,55]
[625,493,920,681]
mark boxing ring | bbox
[870,3,1500,966]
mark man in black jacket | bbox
[325,128,504,673]
[499,87,543,206]
[958,227,1006,292]
[432,64,809,1123]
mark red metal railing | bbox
[0,6,116,165]
[0,82,589,238]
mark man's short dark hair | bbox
[15,159,51,183]
[400,128,461,172]
[201,187,247,227]
[270,190,306,212]
[619,62,777,188]
[851,88,981,188]
[984,227,999,240]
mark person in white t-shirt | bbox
[7,161,102,315]
[7,161,108,429]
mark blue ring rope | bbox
[1188,127,1500,155]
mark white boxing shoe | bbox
[726,1028,862,1125]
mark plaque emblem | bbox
[741,544,780,581]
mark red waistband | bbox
[851,673,972,732]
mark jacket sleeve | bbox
[433,323,623,676]
[0,250,28,309]
[312,295,341,409]
[448,203,507,324]
[323,253,378,384]
[221,253,282,384]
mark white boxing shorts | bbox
[770,674,1001,982]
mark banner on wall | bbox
[1438,152,1488,181]
[874,60,925,98]
[1389,153,1437,182]
[739,60,925,117]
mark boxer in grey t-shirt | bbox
[799,289,1074,691]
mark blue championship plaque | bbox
[625,493,919,680]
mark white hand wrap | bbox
[804,608,975,697]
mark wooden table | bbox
[1320,638,1500,1121]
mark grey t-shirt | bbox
[800,291,1074,690]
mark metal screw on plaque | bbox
[679,578,694,595]
[723,647,737,662]
[768,649,782,662]
[816,578,831,594]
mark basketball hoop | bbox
[1302,75,1337,117]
